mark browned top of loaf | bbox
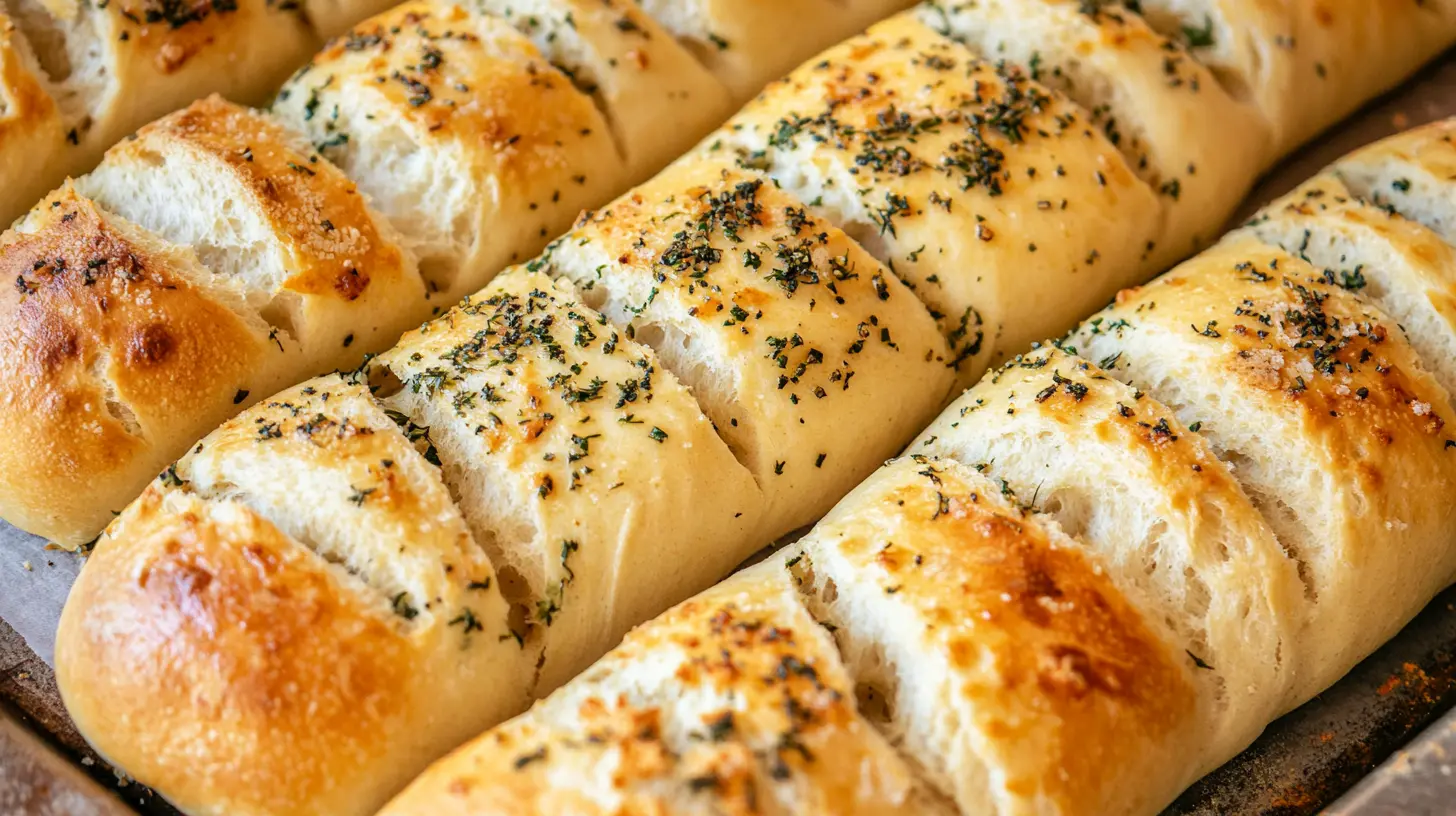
[126,95,405,301]
[55,485,414,813]
[95,0,292,75]
[0,187,265,526]
[818,456,1196,810]
[302,2,609,186]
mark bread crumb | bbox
[21,560,31,571]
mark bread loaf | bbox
[0,0,320,224]
[379,118,1456,815]
[46,5,1456,814]
[1,0,923,548]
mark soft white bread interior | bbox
[472,0,734,182]
[381,456,1202,815]
[273,1,623,307]
[705,12,1163,383]
[0,96,421,547]
[75,95,424,362]
[376,269,763,691]
[0,0,320,223]
[56,375,533,816]
[1069,235,1456,702]
[535,158,956,537]
[916,0,1268,268]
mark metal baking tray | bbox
[6,48,1456,816]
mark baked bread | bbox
[378,549,958,815]
[54,154,958,810]
[378,119,1456,816]
[1132,0,1456,158]
[912,345,1301,760]
[0,0,320,224]
[56,375,534,816]
[1069,235,1456,699]
[0,96,420,546]
[916,0,1268,268]
[533,158,956,536]
[471,0,735,182]
[43,8,1456,815]
[273,1,625,307]
[704,12,1164,382]
[381,456,1204,815]
[4,0,908,548]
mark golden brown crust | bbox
[121,96,408,304]
[797,456,1198,812]
[56,486,417,816]
[0,12,66,221]
[0,185,272,544]
[56,375,534,816]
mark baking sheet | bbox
[6,49,1456,816]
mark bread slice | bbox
[378,269,762,691]
[913,345,1301,757]
[918,0,1268,268]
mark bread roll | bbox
[0,0,319,222]
[1069,235,1456,699]
[472,0,734,181]
[705,13,1162,382]
[1132,0,1456,156]
[917,0,1268,266]
[381,456,1201,815]
[376,269,762,690]
[56,375,533,816]
[273,1,623,307]
[636,0,913,102]
[912,345,1301,756]
[535,158,956,536]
